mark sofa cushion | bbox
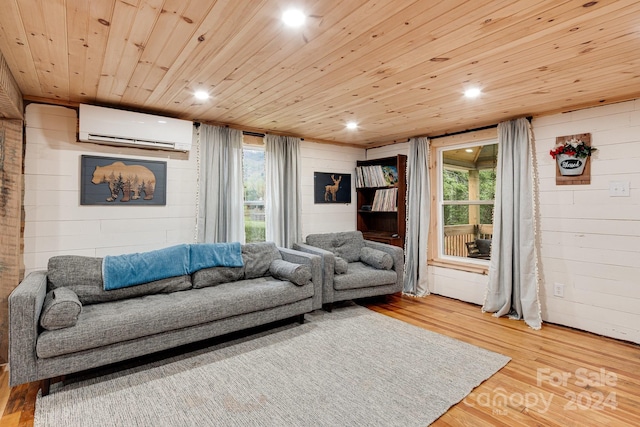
[40,287,82,330]
[36,277,314,359]
[334,256,349,275]
[360,247,393,270]
[333,262,398,291]
[306,231,365,263]
[47,256,192,305]
[192,266,245,289]
[242,242,282,279]
[269,260,311,286]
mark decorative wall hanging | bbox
[80,155,167,205]
[314,172,351,204]
[550,133,595,185]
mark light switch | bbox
[609,181,630,197]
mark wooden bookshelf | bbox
[356,155,407,248]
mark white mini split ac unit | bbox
[79,104,193,152]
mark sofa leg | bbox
[42,378,51,396]
[323,303,333,313]
[298,314,305,324]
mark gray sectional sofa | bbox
[9,242,321,395]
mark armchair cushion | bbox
[306,231,365,263]
[333,262,398,291]
[269,260,312,286]
[40,287,82,330]
[334,257,349,275]
[360,247,393,270]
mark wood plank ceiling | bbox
[0,0,639,145]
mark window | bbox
[243,145,265,243]
[438,141,497,261]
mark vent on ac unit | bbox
[79,104,193,152]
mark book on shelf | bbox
[371,187,398,211]
[381,165,398,186]
[355,165,398,188]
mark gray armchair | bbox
[294,231,403,311]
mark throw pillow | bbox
[40,287,82,330]
[269,259,312,286]
[305,231,365,263]
[360,247,393,270]
[334,256,349,275]
[242,242,282,279]
[476,239,492,255]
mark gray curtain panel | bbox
[265,134,302,248]
[482,117,542,329]
[404,137,430,296]
[197,124,246,243]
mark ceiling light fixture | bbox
[346,121,358,130]
[194,90,210,100]
[465,148,474,153]
[464,87,482,99]
[282,9,306,27]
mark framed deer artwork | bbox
[314,172,352,204]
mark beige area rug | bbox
[35,305,510,426]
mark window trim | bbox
[428,127,498,274]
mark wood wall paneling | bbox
[0,119,24,364]
[0,52,23,119]
[1,1,639,144]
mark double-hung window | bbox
[242,144,265,243]
[437,140,497,263]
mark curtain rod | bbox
[243,130,265,137]
[430,116,532,140]
[200,116,531,145]
[430,123,497,140]
[195,123,305,140]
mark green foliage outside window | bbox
[243,148,266,243]
[443,168,495,226]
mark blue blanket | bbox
[103,242,244,291]
[189,242,244,273]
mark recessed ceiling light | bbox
[194,90,210,100]
[282,9,306,27]
[464,87,482,99]
[346,121,358,130]
[465,148,474,153]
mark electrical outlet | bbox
[553,283,564,298]
[609,181,630,197]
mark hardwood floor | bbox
[2,294,639,426]
[363,295,640,426]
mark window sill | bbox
[429,258,489,275]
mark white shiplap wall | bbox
[368,100,640,344]
[23,104,363,273]
[534,99,640,343]
[23,103,198,274]
[300,140,363,238]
